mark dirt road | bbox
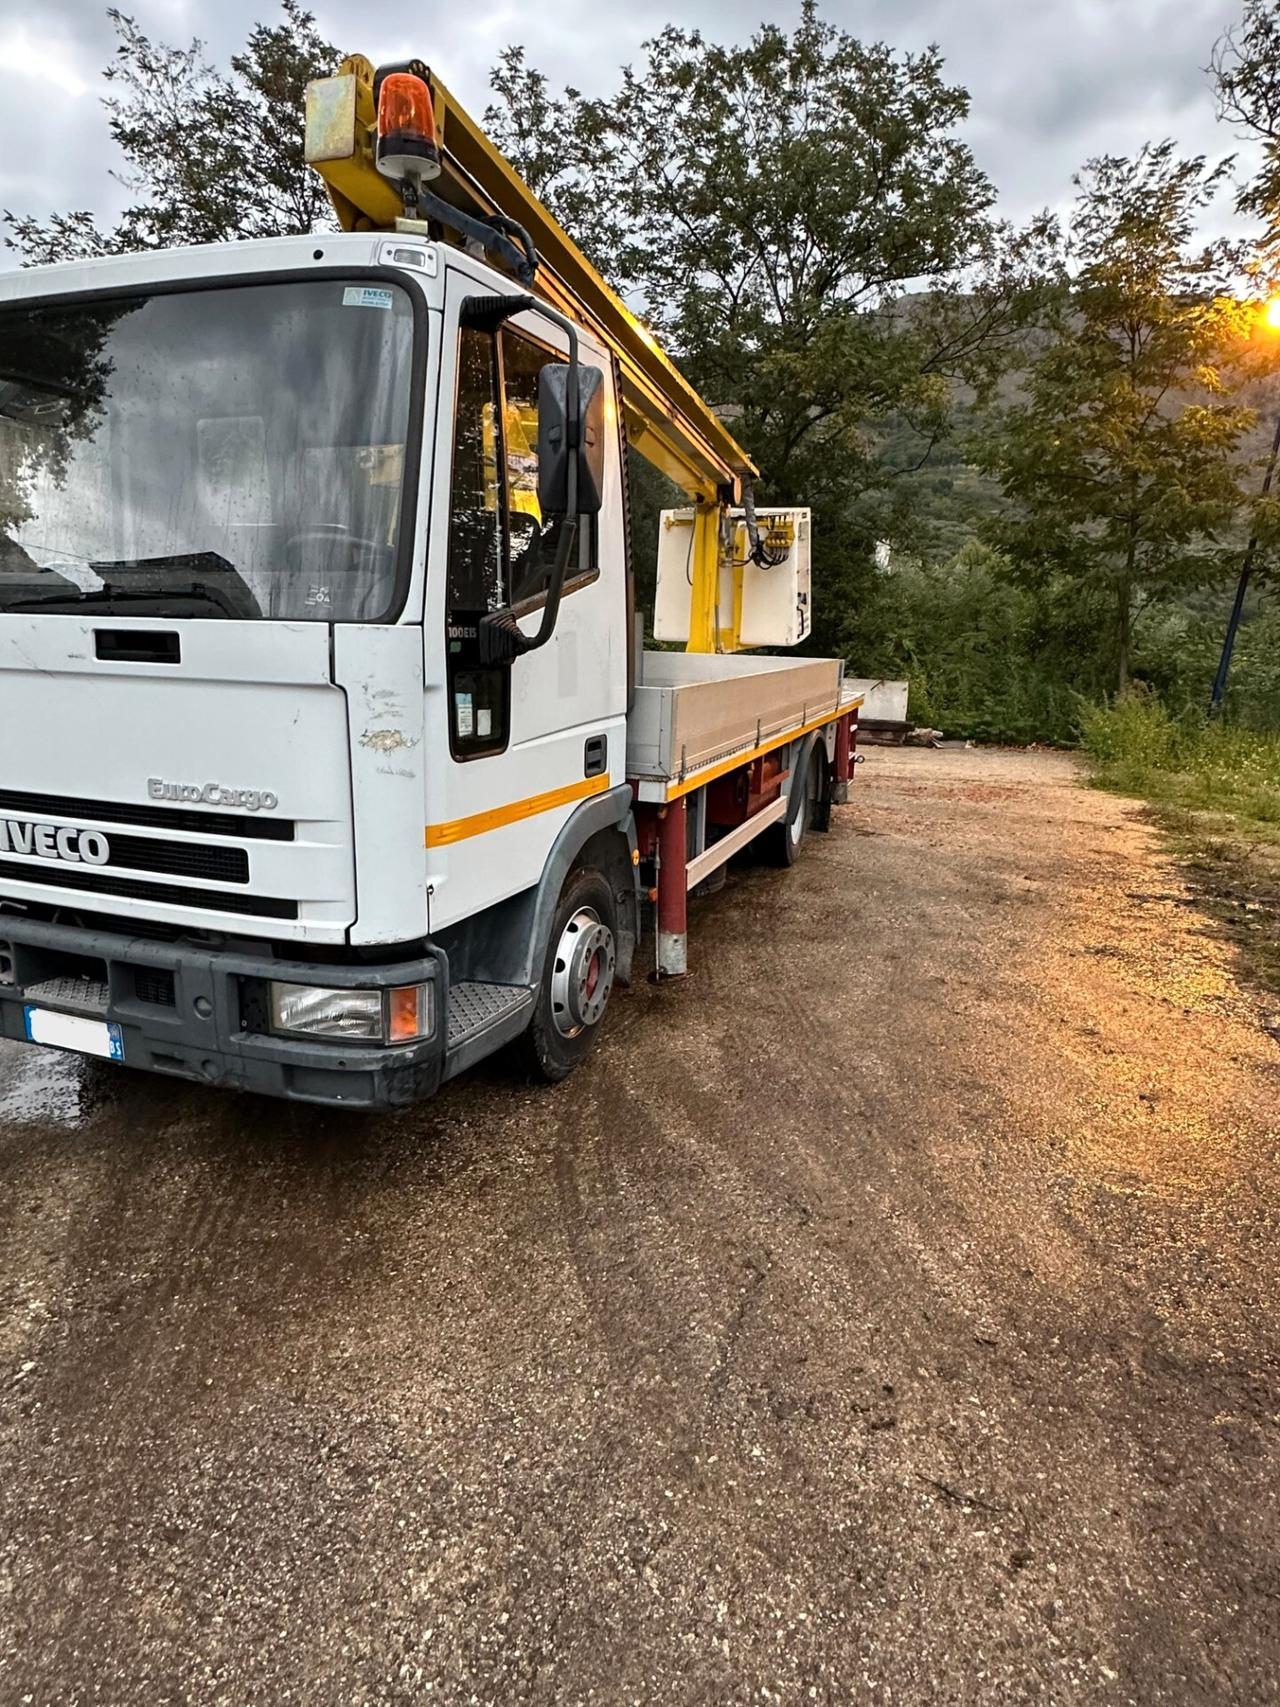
[1,747,1277,1705]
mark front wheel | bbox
[519,867,618,1082]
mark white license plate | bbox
[24,1006,124,1062]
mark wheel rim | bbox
[789,747,821,846]
[550,906,616,1038]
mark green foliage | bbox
[1214,1,1280,256]
[982,143,1256,696]
[4,2,340,262]
[487,2,1055,623]
[1080,693,1185,770]
[482,48,623,283]
[1220,600,1280,724]
[838,542,1101,744]
[1081,691,1280,825]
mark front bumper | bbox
[0,913,446,1109]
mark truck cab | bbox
[0,233,637,1105]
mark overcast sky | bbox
[0,0,1263,268]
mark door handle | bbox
[95,629,181,664]
[584,734,607,778]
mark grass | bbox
[1080,696,1280,833]
[1080,695,1280,1001]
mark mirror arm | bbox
[478,514,577,664]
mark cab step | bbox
[444,980,534,1080]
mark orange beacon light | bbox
[376,70,441,194]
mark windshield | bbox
[0,277,418,622]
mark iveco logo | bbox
[0,819,110,865]
[148,778,279,812]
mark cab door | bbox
[422,269,627,932]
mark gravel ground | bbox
[1,746,1278,1706]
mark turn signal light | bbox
[388,983,430,1043]
[376,72,441,185]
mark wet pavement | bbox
[0,747,1277,1705]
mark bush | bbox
[1078,694,1183,769]
[841,542,1107,745]
[1081,692,1280,826]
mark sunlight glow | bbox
[1265,296,1280,331]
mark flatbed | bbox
[622,653,862,975]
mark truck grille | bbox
[0,788,294,842]
[0,834,246,883]
[0,860,297,920]
[132,836,243,882]
[73,833,248,884]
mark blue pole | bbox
[1210,407,1280,715]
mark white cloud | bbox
[0,25,89,97]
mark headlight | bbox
[268,981,433,1044]
[270,983,383,1040]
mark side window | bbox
[444,321,602,762]
[445,326,508,759]
[499,329,596,605]
[447,327,505,614]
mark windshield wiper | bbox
[2,586,237,617]
[1,553,262,620]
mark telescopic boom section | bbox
[305,54,755,506]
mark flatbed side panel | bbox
[626,652,846,783]
[630,695,864,804]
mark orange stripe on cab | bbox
[425,773,610,848]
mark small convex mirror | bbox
[537,364,605,516]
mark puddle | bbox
[0,1039,91,1129]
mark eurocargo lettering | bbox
[147,779,279,812]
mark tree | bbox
[1213,1,1280,253]
[982,143,1254,694]
[4,1,340,264]
[485,3,1053,652]
[483,48,623,279]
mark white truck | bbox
[0,55,860,1107]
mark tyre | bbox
[519,866,618,1082]
[765,738,825,868]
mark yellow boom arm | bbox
[306,54,752,649]
[306,58,753,505]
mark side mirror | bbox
[537,364,605,516]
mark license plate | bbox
[24,1006,124,1062]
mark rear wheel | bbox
[766,739,825,868]
[520,867,618,1082]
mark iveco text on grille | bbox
[0,821,110,865]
